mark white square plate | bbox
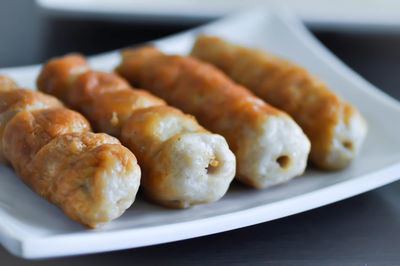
[1,8,400,259]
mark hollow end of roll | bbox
[276,155,291,169]
[313,110,368,170]
[61,143,141,228]
[27,132,141,229]
[206,156,220,175]
[235,115,311,189]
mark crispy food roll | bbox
[0,76,141,228]
[30,132,140,228]
[191,36,368,170]
[38,55,236,208]
[116,47,311,189]
[121,105,235,208]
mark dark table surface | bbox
[1,1,400,265]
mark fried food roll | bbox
[29,132,140,228]
[121,105,235,208]
[38,55,236,208]
[116,47,311,189]
[0,77,141,228]
[191,36,368,170]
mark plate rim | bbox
[16,163,400,259]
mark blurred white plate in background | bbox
[36,0,400,31]
[1,8,400,259]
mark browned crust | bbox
[0,88,64,164]
[37,54,90,102]
[3,107,91,183]
[67,70,165,136]
[0,76,19,92]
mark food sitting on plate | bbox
[116,47,311,189]
[0,76,141,228]
[38,55,236,208]
[191,35,368,170]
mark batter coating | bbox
[3,107,90,177]
[0,76,18,92]
[0,76,141,228]
[0,88,63,164]
[38,55,236,208]
[37,54,90,102]
[69,70,165,137]
[191,36,368,170]
[116,47,311,189]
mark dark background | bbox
[1,1,400,265]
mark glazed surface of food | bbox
[0,76,141,228]
[0,76,19,92]
[116,47,311,189]
[191,36,368,170]
[38,55,236,208]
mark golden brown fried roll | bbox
[116,47,311,189]
[191,36,368,170]
[30,132,140,228]
[0,76,141,228]
[38,56,236,208]
[121,105,235,208]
